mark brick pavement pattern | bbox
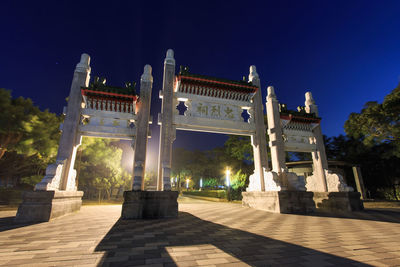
[0,197,400,266]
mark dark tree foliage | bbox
[0,89,61,188]
[325,136,400,198]
[340,83,400,198]
[345,83,400,157]
[172,136,254,191]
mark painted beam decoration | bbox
[78,77,138,140]
[172,66,257,135]
[157,51,269,192]
[279,103,321,153]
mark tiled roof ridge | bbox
[178,66,257,89]
[83,85,136,96]
[83,76,138,96]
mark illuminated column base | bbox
[242,191,315,214]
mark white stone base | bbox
[242,191,315,214]
[247,170,306,192]
[34,159,66,191]
[247,171,281,192]
[306,169,353,192]
[34,159,77,191]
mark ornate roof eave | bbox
[280,113,321,124]
[81,87,138,102]
[176,74,258,94]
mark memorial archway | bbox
[157,49,362,214]
[16,55,154,222]
[156,50,269,194]
[16,50,363,222]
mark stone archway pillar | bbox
[58,54,91,191]
[132,65,153,191]
[305,92,328,192]
[157,49,176,191]
[248,66,268,192]
[33,54,91,191]
[122,62,178,219]
[15,54,90,222]
[266,86,288,189]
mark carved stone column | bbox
[305,92,328,192]
[266,86,288,188]
[157,49,175,191]
[122,62,178,219]
[16,54,90,222]
[34,54,90,191]
[58,54,91,191]
[132,65,153,191]
[248,66,268,191]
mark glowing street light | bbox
[186,178,190,190]
[200,178,203,189]
[225,167,231,187]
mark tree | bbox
[224,136,253,162]
[344,83,400,157]
[144,170,157,188]
[0,89,61,160]
[14,109,61,162]
[172,147,192,190]
[341,84,400,199]
[0,89,61,188]
[0,89,37,159]
[326,136,400,199]
[0,151,47,187]
[77,138,129,200]
[230,170,247,190]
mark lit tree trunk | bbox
[75,148,82,189]
[0,148,6,160]
[178,173,181,193]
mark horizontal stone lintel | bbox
[175,92,252,108]
[81,108,136,120]
[283,129,314,136]
[284,143,317,152]
[79,125,136,138]
[79,132,136,140]
[173,115,255,136]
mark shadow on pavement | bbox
[309,208,400,223]
[95,211,370,267]
[0,216,38,232]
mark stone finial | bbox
[75,53,91,73]
[167,49,174,59]
[141,64,153,82]
[267,86,276,99]
[249,65,259,81]
[305,91,318,116]
[165,49,175,65]
[305,91,315,106]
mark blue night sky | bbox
[1,0,400,169]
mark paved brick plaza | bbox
[0,197,400,267]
